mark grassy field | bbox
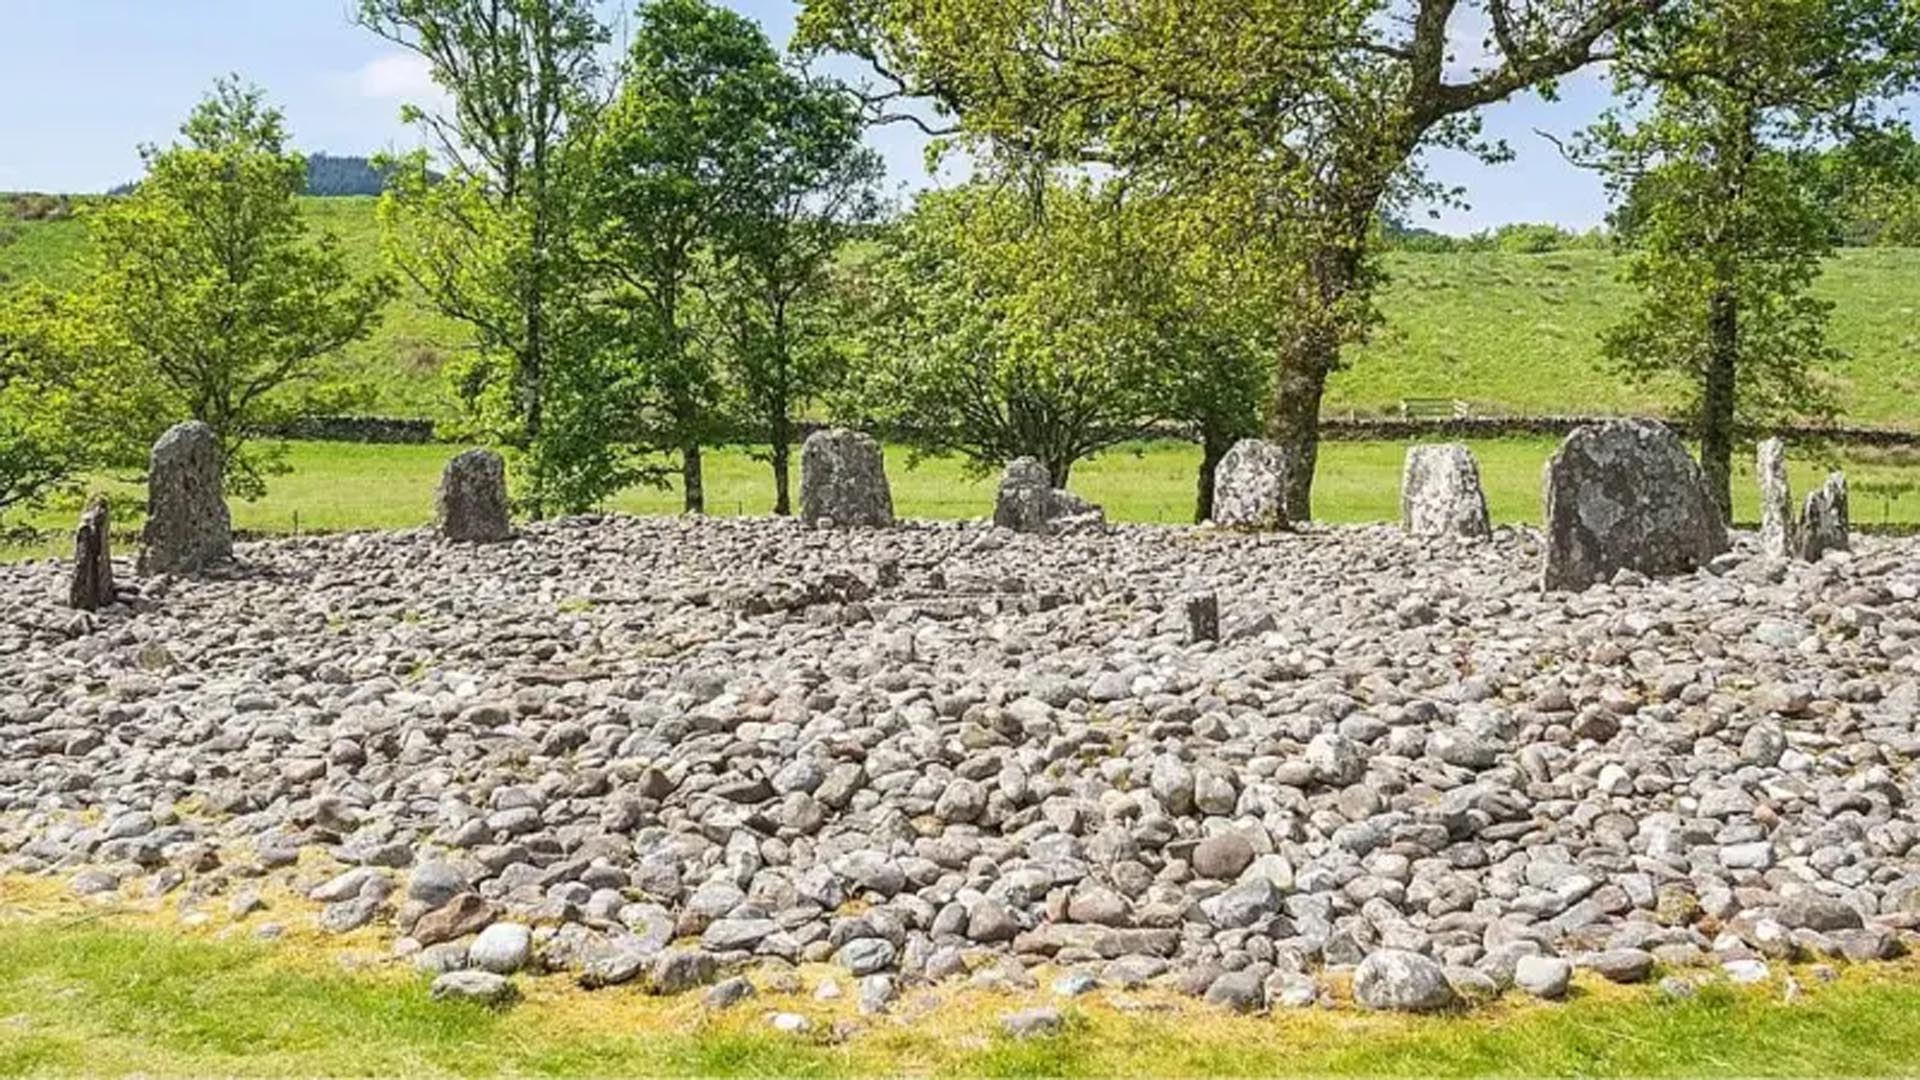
[2,880,1920,1078]
[7,437,1917,560]
[5,196,1920,425]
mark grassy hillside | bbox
[5,196,1919,427]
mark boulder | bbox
[1212,439,1290,530]
[1756,437,1794,559]
[1798,472,1848,561]
[1401,443,1491,538]
[1541,419,1726,591]
[68,495,116,611]
[436,449,512,543]
[1353,949,1459,1013]
[993,457,1103,533]
[136,421,232,576]
[800,429,893,528]
[1184,591,1219,643]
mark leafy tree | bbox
[798,0,1668,520]
[1578,0,1920,518]
[0,289,113,518]
[853,180,1164,487]
[358,0,606,515]
[709,74,883,516]
[63,79,391,495]
[580,0,772,514]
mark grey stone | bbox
[704,976,756,1009]
[1185,591,1220,644]
[68,495,115,611]
[836,937,897,975]
[994,457,1103,534]
[137,421,231,576]
[1513,954,1572,1000]
[1757,438,1794,559]
[430,970,516,1006]
[1401,444,1491,539]
[436,449,511,543]
[1001,1007,1065,1039]
[800,429,893,528]
[1798,472,1848,561]
[468,922,532,974]
[1353,950,1459,1013]
[1192,832,1255,880]
[1212,439,1290,530]
[1205,969,1267,1013]
[1541,419,1726,591]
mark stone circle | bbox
[1542,419,1727,591]
[437,449,512,543]
[1211,439,1290,530]
[1401,443,1491,539]
[136,421,231,576]
[800,429,893,528]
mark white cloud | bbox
[354,52,442,103]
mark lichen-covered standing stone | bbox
[1541,419,1726,591]
[68,495,115,610]
[1757,437,1794,559]
[137,421,231,576]
[437,449,512,543]
[993,457,1103,533]
[800,429,893,528]
[1401,443,1491,538]
[1798,472,1849,561]
[1212,439,1290,530]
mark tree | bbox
[358,0,606,515]
[853,180,1163,486]
[581,0,812,514]
[67,79,391,495]
[710,73,883,516]
[0,289,112,518]
[1578,0,1920,517]
[798,0,1669,520]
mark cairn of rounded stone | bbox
[1400,443,1491,538]
[1541,419,1726,591]
[993,457,1104,534]
[1798,472,1849,561]
[1212,438,1290,530]
[136,420,232,577]
[1757,437,1794,560]
[436,449,512,543]
[800,429,894,528]
[68,495,115,611]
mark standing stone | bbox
[1756,438,1794,559]
[1797,472,1849,561]
[1401,443,1491,538]
[1184,591,1219,643]
[68,495,115,611]
[1541,419,1727,591]
[993,457,1104,533]
[436,449,512,543]
[800,429,893,528]
[136,421,231,576]
[1212,439,1290,530]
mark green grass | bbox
[3,903,1920,1077]
[7,436,1917,561]
[5,196,1919,425]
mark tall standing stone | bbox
[1757,438,1794,560]
[1541,419,1727,591]
[436,449,512,543]
[1798,472,1849,561]
[993,457,1104,533]
[1401,443,1491,538]
[137,421,232,576]
[1212,439,1290,530]
[68,495,115,611]
[800,429,894,528]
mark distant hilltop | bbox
[107,152,431,198]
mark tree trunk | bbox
[1701,285,1738,524]
[1046,458,1072,488]
[770,414,792,516]
[1268,345,1331,523]
[682,442,705,515]
[1195,432,1230,524]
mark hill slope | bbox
[5,196,1918,426]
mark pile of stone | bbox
[5,494,1918,1017]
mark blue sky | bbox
[1,1,1642,233]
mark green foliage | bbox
[0,288,115,516]
[26,80,393,498]
[360,0,608,516]
[1584,0,1920,511]
[798,0,1672,518]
